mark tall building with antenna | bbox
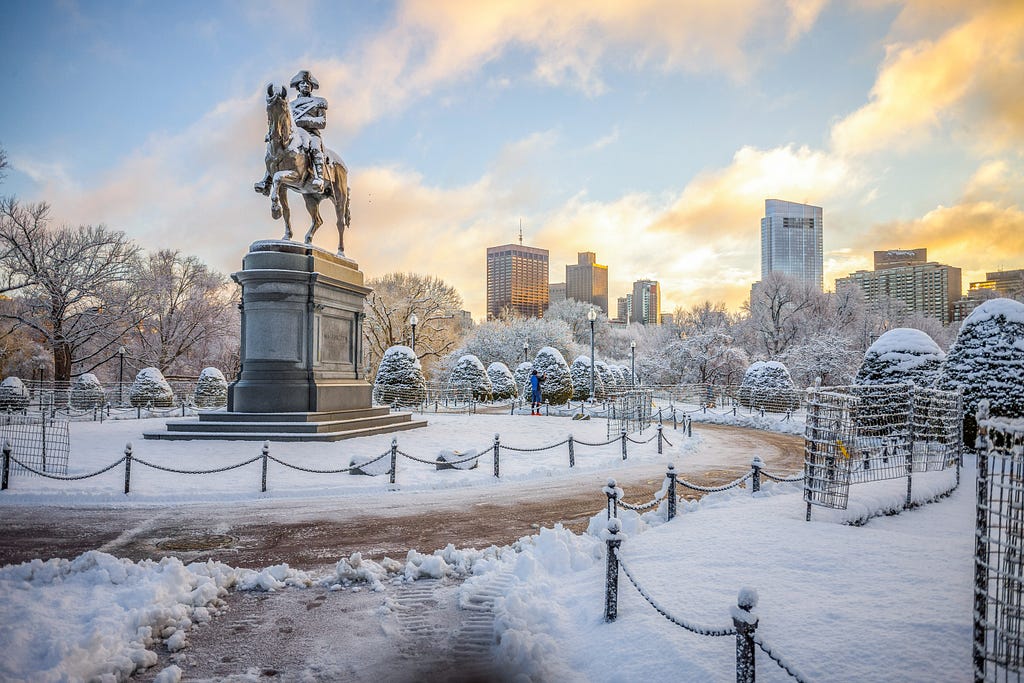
[486,224,549,320]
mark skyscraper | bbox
[761,199,823,291]
[486,243,549,321]
[631,280,660,325]
[835,248,962,324]
[565,252,609,313]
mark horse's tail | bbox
[344,184,351,227]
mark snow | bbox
[866,328,943,356]
[961,297,1024,326]
[0,412,975,681]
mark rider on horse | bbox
[289,70,328,192]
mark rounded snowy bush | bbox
[937,298,1024,445]
[0,376,29,411]
[570,356,605,401]
[737,361,800,411]
[486,362,517,400]
[129,367,174,407]
[70,373,105,409]
[374,346,426,406]
[595,360,617,394]
[193,367,228,408]
[532,346,573,405]
[513,362,533,400]
[448,354,493,401]
[609,364,627,388]
[855,328,944,387]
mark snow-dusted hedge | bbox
[374,346,426,406]
[533,346,573,405]
[0,376,29,411]
[486,362,517,400]
[513,362,533,400]
[609,365,627,388]
[570,356,604,401]
[937,298,1024,444]
[448,354,493,401]
[737,361,800,411]
[129,368,174,407]
[595,360,616,394]
[855,328,944,387]
[70,373,105,409]
[193,367,228,408]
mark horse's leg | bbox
[302,194,322,244]
[279,189,292,240]
[271,170,298,239]
[333,177,348,256]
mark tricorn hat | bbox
[289,70,319,89]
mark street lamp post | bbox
[630,339,636,387]
[118,346,126,406]
[587,307,597,401]
[409,313,418,353]
[523,340,529,363]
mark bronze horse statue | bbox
[254,84,351,255]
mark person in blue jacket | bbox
[529,369,545,415]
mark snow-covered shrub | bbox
[609,365,627,387]
[448,354,493,401]
[737,361,800,411]
[0,376,29,411]
[570,356,605,401]
[486,362,517,400]
[595,360,616,394]
[129,368,174,407]
[937,298,1024,444]
[513,362,533,399]
[374,346,426,406]
[70,373,105,409]
[532,346,573,405]
[855,328,944,387]
[193,367,228,408]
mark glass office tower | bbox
[760,199,823,291]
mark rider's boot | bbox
[311,159,326,192]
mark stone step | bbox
[197,407,392,423]
[143,418,428,442]
[167,412,413,434]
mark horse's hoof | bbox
[282,233,291,241]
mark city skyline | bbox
[1,2,1022,321]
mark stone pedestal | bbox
[229,240,371,413]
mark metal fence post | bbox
[687,417,692,438]
[389,437,398,485]
[604,517,622,622]
[672,409,677,430]
[750,456,763,494]
[1,441,10,491]
[667,463,677,521]
[605,478,619,520]
[41,415,47,471]
[568,435,575,468]
[657,424,663,455]
[733,588,759,683]
[620,428,627,460]
[261,441,269,493]
[123,443,133,495]
[493,433,501,478]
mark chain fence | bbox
[974,404,1024,682]
[0,414,70,476]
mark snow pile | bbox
[374,345,426,406]
[737,361,800,411]
[436,447,480,470]
[129,368,174,408]
[938,298,1024,443]
[570,356,604,401]
[448,354,493,401]
[487,362,517,400]
[855,328,944,387]
[192,367,227,408]
[0,551,309,682]
[533,347,573,404]
[0,376,29,410]
[69,373,105,409]
[325,544,514,593]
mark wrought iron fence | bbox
[0,413,70,476]
[974,405,1024,682]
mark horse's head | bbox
[266,83,288,104]
[265,83,292,144]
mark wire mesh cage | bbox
[804,384,961,512]
[0,413,70,476]
[975,415,1024,682]
[607,389,654,438]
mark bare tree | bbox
[0,198,143,381]
[364,273,464,378]
[740,273,820,358]
[132,249,239,375]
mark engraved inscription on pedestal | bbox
[320,315,352,365]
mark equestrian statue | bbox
[254,70,351,256]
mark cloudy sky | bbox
[1,0,1022,319]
